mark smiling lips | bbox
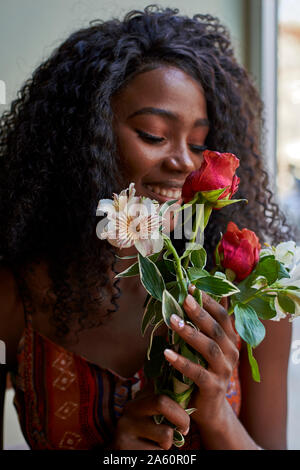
[144,183,182,199]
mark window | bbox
[277,0,300,233]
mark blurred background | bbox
[0,0,300,450]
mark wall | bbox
[0,0,247,109]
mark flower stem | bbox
[227,286,268,314]
[163,235,187,296]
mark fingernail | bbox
[185,294,197,309]
[170,314,185,328]
[164,348,178,361]
[182,427,190,436]
[188,283,196,293]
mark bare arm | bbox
[239,317,292,449]
[0,263,26,450]
[0,367,7,450]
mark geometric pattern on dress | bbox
[58,431,82,449]
[53,370,76,391]
[54,401,78,420]
[52,352,73,372]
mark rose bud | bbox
[218,221,261,282]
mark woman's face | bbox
[111,65,209,205]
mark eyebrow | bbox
[127,107,210,127]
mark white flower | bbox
[96,183,164,257]
[272,290,300,321]
[270,244,300,321]
[260,240,298,270]
[260,241,300,321]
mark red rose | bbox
[218,222,261,282]
[182,150,240,203]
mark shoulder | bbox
[0,262,25,370]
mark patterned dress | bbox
[9,273,241,450]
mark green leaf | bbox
[144,335,168,379]
[278,293,296,314]
[115,261,139,278]
[256,258,290,285]
[162,289,184,328]
[155,259,175,281]
[154,300,163,323]
[159,199,179,216]
[173,430,185,447]
[247,296,277,320]
[153,415,164,425]
[147,319,164,360]
[138,253,166,301]
[214,239,221,266]
[141,296,156,336]
[190,247,207,269]
[115,254,138,260]
[247,343,261,382]
[185,408,197,415]
[116,252,160,278]
[215,271,227,279]
[234,303,265,347]
[180,243,204,261]
[192,286,203,308]
[194,276,240,297]
[201,187,229,202]
[180,342,199,364]
[214,198,247,208]
[163,259,176,276]
[187,267,209,282]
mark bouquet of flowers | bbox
[96,150,300,447]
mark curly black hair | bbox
[0,5,294,341]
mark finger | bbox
[169,313,230,375]
[182,295,239,364]
[164,348,211,388]
[130,394,190,435]
[220,296,228,310]
[187,286,238,346]
[135,418,174,450]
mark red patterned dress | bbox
[9,273,241,450]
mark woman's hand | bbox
[164,283,240,431]
[112,381,190,450]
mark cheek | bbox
[116,128,159,179]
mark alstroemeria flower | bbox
[181,150,240,204]
[96,183,164,257]
[270,244,300,321]
[218,221,261,282]
[260,240,298,270]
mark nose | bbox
[162,144,201,174]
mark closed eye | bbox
[135,129,207,154]
[135,129,164,143]
[189,144,207,154]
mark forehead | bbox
[111,66,207,119]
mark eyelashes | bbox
[135,129,207,153]
[135,129,164,143]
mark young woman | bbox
[0,6,293,450]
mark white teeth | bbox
[145,184,181,199]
